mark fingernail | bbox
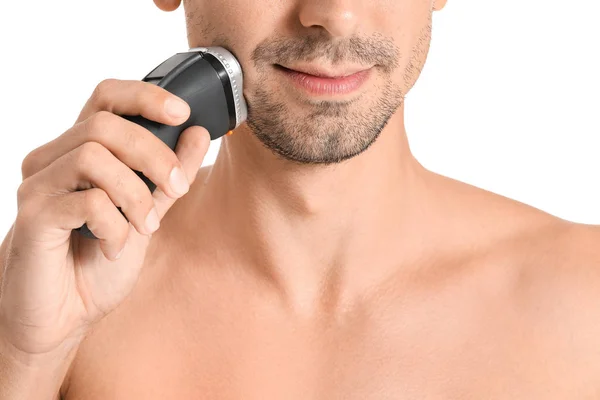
[144,207,160,234]
[169,167,189,196]
[164,97,189,119]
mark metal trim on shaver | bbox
[188,47,248,129]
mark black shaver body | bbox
[76,47,247,239]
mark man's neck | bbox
[185,103,441,313]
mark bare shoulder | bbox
[505,219,600,376]
[441,172,600,374]
[512,220,600,304]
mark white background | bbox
[0,0,598,238]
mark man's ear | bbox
[153,0,182,12]
[433,0,448,11]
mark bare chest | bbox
[63,261,599,400]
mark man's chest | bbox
[63,309,592,400]
[62,261,599,399]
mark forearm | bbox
[0,335,75,400]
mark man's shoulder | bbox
[505,219,600,370]
[491,215,600,310]
[511,219,600,291]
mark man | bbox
[2,0,600,398]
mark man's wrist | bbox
[0,334,75,399]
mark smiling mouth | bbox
[273,64,373,97]
[274,64,373,78]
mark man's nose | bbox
[297,0,361,38]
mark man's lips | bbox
[277,64,373,78]
[274,64,373,96]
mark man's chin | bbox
[246,118,382,166]
[243,78,403,165]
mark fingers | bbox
[15,188,130,261]
[15,77,211,258]
[75,78,190,126]
[21,112,190,200]
[15,125,211,260]
[18,141,162,239]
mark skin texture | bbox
[60,0,600,398]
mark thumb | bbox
[153,126,211,219]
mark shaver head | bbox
[188,46,247,130]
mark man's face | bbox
[181,0,442,165]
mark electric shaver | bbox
[75,46,247,239]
